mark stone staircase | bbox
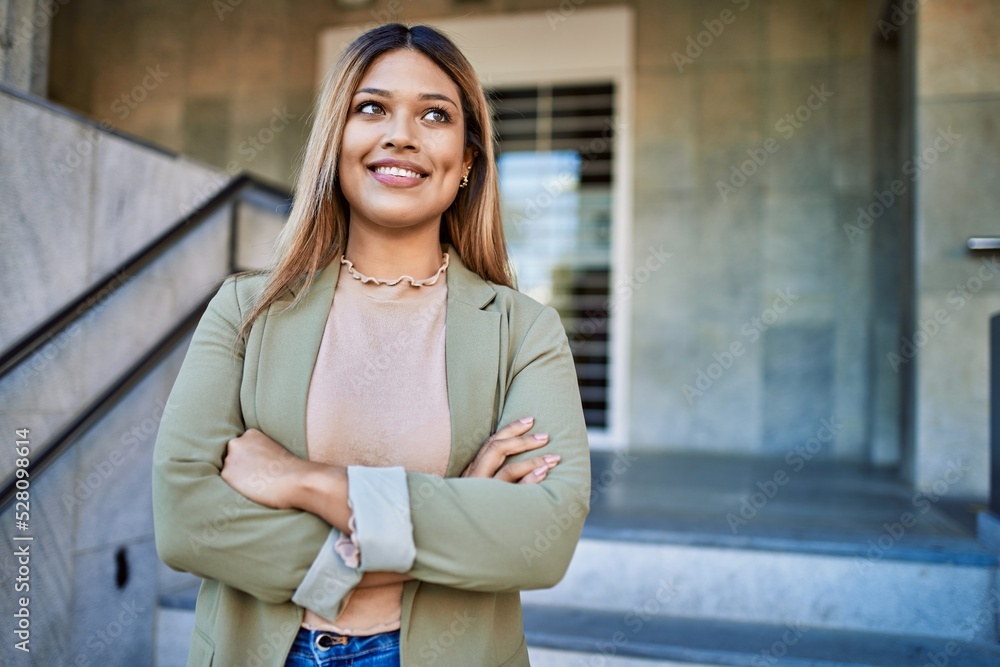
[521,534,1000,665]
[156,451,1000,666]
[156,533,1000,667]
[155,570,201,667]
[519,451,1000,666]
[0,83,289,667]
[524,606,1000,667]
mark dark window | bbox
[489,82,614,429]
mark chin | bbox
[369,211,439,230]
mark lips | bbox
[367,159,428,178]
[373,165,425,178]
[367,158,428,188]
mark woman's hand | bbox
[220,428,310,509]
[461,417,560,483]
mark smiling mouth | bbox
[371,165,427,179]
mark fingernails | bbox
[519,417,534,424]
[533,465,548,477]
[543,454,560,465]
[534,433,549,441]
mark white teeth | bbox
[374,166,423,178]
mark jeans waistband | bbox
[290,626,400,658]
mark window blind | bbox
[489,82,614,429]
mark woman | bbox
[152,23,590,667]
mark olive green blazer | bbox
[152,243,591,666]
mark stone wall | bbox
[0,87,287,666]
[911,0,1000,497]
[0,0,54,95]
[46,0,892,464]
[628,0,881,461]
[0,87,225,349]
[0,86,232,461]
[46,1,1000,488]
[0,342,188,667]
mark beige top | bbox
[302,248,452,635]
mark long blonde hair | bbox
[239,23,513,338]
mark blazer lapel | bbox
[443,244,500,477]
[254,264,339,459]
[252,243,500,477]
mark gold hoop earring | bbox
[459,170,470,188]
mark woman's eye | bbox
[357,102,384,115]
[425,109,451,123]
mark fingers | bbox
[463,419,550,479]
[495,454,561,484]
[462,417,536,478]
[518,464,550,484]
[488,417,536,443]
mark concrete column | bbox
[910,0,1000,499]
[0,0,58,96]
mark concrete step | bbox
[155,596,1000,667]
[155,582,199,667]
[521,534,999,642]
[155,606,196,667]
[522,604,1000,667]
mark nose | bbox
[381,114,418,151]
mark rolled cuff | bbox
[291,528,363,620]
[346,465,415,573]
[334,516,360,568]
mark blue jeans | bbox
[284,627,400,666]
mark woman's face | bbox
[338,49,472,236]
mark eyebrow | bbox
[355,87,459,108]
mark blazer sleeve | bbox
[403,305,591,591]
[151,276,342,605]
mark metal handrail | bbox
[992,314,1000,516]
[0,174,290,379]
[0,299,210,509]
[0,173,291,511]
[969,238,1000,252]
